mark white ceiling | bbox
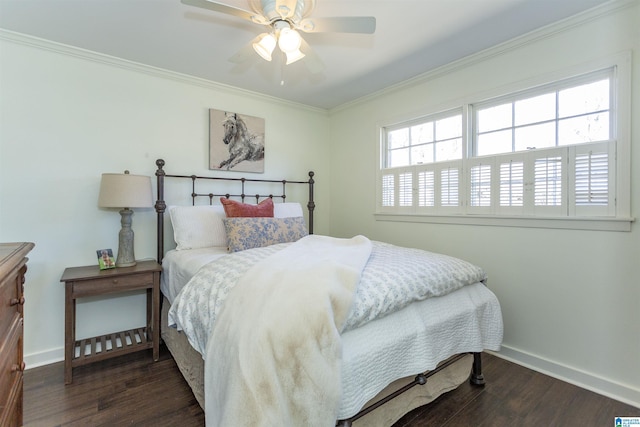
[0,0,611,109]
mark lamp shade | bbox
[98,172,153,209]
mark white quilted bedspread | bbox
[168,239,488,356]
[337,281,502,418]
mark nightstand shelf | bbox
[60,260,161,384]
[73,327,152,363]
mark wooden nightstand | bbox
[60,260,161,384]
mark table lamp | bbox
[98,170,153,267]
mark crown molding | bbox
[332,0,636,113]
[0,28,327,115]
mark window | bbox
[377,60,630,230]
[381,111,464,214]
[385,111,462,168]
[474,76,610,156]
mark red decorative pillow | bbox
[220,197,274,217]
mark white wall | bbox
[0,32,330,367]
[1,0,638,409]
[328,1,640,406]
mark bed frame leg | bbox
[470,352,485,386]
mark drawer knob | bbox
[11,362,26,372]
[112,279,119,284]
[10,297,25,306]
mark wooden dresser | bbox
[0,242,34,427]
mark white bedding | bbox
[169,239,488,355]
[161,247,228,303]
[163,237,503,421]
[338,281,501,418]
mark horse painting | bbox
[214,112,265,171]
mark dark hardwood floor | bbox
[23,346,637,426]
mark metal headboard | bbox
[154,159,315,262]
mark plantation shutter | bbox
[531,148,566,216]
[570,141,615,216]
[498,155,525,215]
[469,161,492,213]
[398,172,413,207]
[381,173,394,208]
[440,166,460,208]
[379,167,416,212]
[417,169,435,208]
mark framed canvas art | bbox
[209,109,265,173]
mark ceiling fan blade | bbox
[181,0,267,24]
[298,16,376,34]
[229,35,262,64]
[299,37,324,74]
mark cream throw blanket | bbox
[205,235,372,427]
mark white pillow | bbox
[274,202,304,218]
[169,205,227,250]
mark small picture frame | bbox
[97,249,116,270]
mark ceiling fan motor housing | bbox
[250,0,316,24]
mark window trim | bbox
[375,52,634,232]
[373,212,633,232]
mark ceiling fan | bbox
[181,0,376,68]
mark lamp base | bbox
[116,259,137,268]
[115,208,137,268]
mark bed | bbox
[153,159,503,426]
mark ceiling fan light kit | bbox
[277,27,305,64]
[253,33,277,61]
[252,20,305,64]
[182,0,375,69]
[284,47,305,65]
[277,27,300,52]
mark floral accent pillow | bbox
[223,217,309,252]
[220,197,274,217]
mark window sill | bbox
[373,213,635,232]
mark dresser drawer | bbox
[0,242,33,427]
[0,379,21,427]
[0,275,21,340]
[0,315,23,416]
[71,272,155,297]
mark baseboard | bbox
[24,346,64,370]
[490,345,640,409]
